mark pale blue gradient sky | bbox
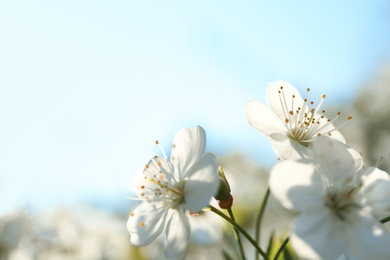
[1,0,390,213]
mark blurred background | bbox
[1,1,390,259]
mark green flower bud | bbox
[214,166,233,209]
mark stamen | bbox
[279,87,291,122]
[149,179,183,196]
[324,116,351,132]
[291,95,295,114]
[155,140,168,159]
[277,86,351,145]
[151,157,162,170]
[320,114,351,136]
[314,94,326,114]
[373,156,384,168]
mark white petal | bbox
[311,137,362,187]
[189,211,224,245]
[127,202,168,246]
[291,210,347,260]
[184,153,219,213]
[318,122,346,143]
[269,160,325,212]
[266,80,305,119]
[170,126,206,179]
[361,167,390,217]
[346,214,390,260]
[164,209,191,259]
[346,145,364,172]
[244,100,286,136]
[269,135,312,160]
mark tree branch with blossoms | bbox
[127,81,390,260]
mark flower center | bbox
[278,86,351,146]
[140,152,185,209]
[325,185,361,221]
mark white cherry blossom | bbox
[245,81,350,159]
[269,137,390,260]
[127,126,219,259]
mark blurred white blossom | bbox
[270,137,390,260]
[0,211,25,260]
[2,207,132,260]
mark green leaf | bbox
[266,231,275,256]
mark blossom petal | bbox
[318,123,346,143]
[291,210,347,260]
[311,137,363,186]
[266,80,305,120]
[346,214,390,260]
[170,126,206,179]
[244,100,286,136]
[164,209,191,259]
[361,167,390,217]
[184,153,219,213]
[127,202,167,246]
[269,135,312,160]
[190,211,224,245]
[269,160,324,212]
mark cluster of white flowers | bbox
[247,81,390,260]
[128,81,390,260]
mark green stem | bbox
[273,236,290,260]
[380,215,390,224]
[255,188,270,260]
[210,205,269,260]
[227,208,246,260]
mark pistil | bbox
[325,186,361,221]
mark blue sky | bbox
[1,0,390,213]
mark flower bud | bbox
[218,194,233,209]
[214,166,233,209]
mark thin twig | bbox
[210,205,269,260]
[255,188,271,260]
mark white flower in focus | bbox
[245,81,350,159]
[269,137,390,260]
[127,126,219,259]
